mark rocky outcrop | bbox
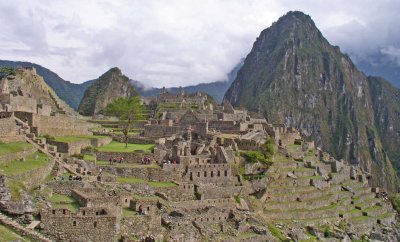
[224,11,399,191]
[78,67,137,116]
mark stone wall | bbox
[153,182,195,201]
[9,95,37,113]
[41,208,117,242]
[197,184,245,199]
[120,215,162,240]
[100,165,181,182]
[192,208,230,224]
[143,124,178,138]
[48,181,86,195]
[0,115,15,138]
[31,114,94,136]
[170,198,235,210]
[48,137,111,155]
[95,151,156,163]
[186,164,233,184]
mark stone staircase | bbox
[0,211,52,242]
[13,116,79,176]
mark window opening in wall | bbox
[211,171,214,177]
[94,221,97,228]
[83,211,86,215]
[73,221,76,226]
[52,210,55,215]
[204,171,207,177]
[63,209,66,214]
[217,171,220,177]
[224,170,228,176]
[197,172,200,177]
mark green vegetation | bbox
[83,154,96,161]
[49,194,79,212]
[104,96,145,148]
[122,207,137,217]
[268,224,286,241]
[116,176,176,187]
[242,138,275,165]
[0,224,30,242]
[323,226,331,238]
[96,141,154,152]
[0,141,33,156]
[6,179,26,201]
[243,151,268,164]
[0,66,16,77]
[389,194,400,213]
[0,152,50,176]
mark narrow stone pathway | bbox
[0,211,53,242]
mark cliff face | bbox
[78,67,137,116]
[224,11,399,191]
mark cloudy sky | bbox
[0,0,399,87]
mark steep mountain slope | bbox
[367,76,400,177]
[224,11,399,191]
[78,67,137,116]
[134,60,243,101]
[0,60,92,110]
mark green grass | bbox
[83,154,95,161]
[122,207,137,217]
[268,224,286,241]
[53,135,106,143]
[116,176,176,187]
[0,152,50,176]
[0,224,30,241]
[96,141,154,153]
[6,179,26,201]
[49,194,77,203]
[0,141,33,156]
[50,194,79,212]
[389,194,400,213]
[148,181,177,187]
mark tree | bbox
[104,96,144,148]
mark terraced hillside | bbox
[253,143,397,237]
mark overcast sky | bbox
[0,0,399,87]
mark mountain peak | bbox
[78,68,136,116]
[224,12,400,191]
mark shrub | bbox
[324,227,331,238]
[243,151,267,164]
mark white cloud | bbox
[381,46,400,66]
[0,0,399,86]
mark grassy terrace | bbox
[0,224,30,242]
[0,141,33,156]
[53,135,107,143]
[49,194,79,212]
[122,207,137,217]
[83,154,96,161]
[96,141,154,153]
[0,152,49,176]
[117,176,177,187]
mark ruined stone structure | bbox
[41,208,117,242]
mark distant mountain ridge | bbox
[0,60,93,110]
[133,60,244,102]
[224,11,400,191]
